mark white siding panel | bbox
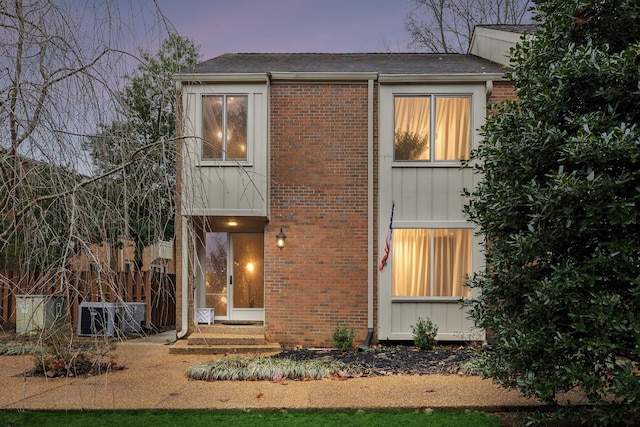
[180,84,268,217]
[386,302,480,341]
[392,167,472,221]
[378,82,487,343]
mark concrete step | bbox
[169,339,281,355]
[194,324,265,335]
[187,332,264,346]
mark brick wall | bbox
[266,83,370,347]
[488,80,516,104]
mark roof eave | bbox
[174,71,507,84]
[378,73,506,83]
[269,71,379,81]
[173,73,269,83]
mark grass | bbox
[0,409,503,426]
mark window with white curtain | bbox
[392,229,472,297]
[202,95,248,161]
[394,95,471,162]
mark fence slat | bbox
[0,270,175,331]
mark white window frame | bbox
[185,84,260,168]
[381,84,483,169]
[393,94,472,164]
[391,222,474,302]
[201,94,249,163]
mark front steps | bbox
[169,323,281,355]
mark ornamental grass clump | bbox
[0,343,40,355]
[187,356,364,381]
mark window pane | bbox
[392,228,472,297]
[202,95,223,159]
[226,96,248,160]
[432,229,472,297]
[205,232,227,315]
[434,97,471,161]
[232,234,264,308]
[394,96,430,161]
[392,229,430,296]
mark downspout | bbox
[363,77,375,347]
[485,80,493,101]
[177,218,189,339]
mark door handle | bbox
[229,275,233,285]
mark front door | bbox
[205,232,264,321]
[229,234,264,321]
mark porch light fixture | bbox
[276,228,286,249]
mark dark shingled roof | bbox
[186,53,506,75]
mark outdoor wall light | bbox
[276,228,286,249]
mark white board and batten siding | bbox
[468,26,535,68]
[378,83,487,342]
[180,83,269,218]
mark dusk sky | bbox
[154,0,413,60]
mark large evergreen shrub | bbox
[464,1,640,424]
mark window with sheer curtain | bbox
[202,95,248,161]
[392,229,472,297]
[394,95,471,162]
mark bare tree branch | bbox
[404,0,534,53]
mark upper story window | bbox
[202,95,248,161]
[394,95,471,162]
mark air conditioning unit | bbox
[78,302,120,336]
[15,295,66,334]
[119,302,146,333]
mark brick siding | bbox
[488,80,517,104]
[266,83,371,347]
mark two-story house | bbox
[172,26,522,352]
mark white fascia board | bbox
[378,73,506,83]
[269,72,378,82]
[173,73,269,83]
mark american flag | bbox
[379,202,394,271]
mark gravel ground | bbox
[272,344,480,376]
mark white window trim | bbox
[380,83,485,169]
[390,222,474,301]
[393,94,473,166]
[199,93,252,166]
[182,83,266,169]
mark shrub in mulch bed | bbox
[272,344,481,376]
[188,345,483,381]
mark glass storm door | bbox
[205,232,264,321]
[229,234,264,321]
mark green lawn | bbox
[0,409,503,426]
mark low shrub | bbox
[411,317,438,350]
[332,326,355,352]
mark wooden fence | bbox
[0,270,176,332]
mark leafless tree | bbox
[0,0,183,339]
[405,0,535,53]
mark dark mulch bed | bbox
[272,344,481,375]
